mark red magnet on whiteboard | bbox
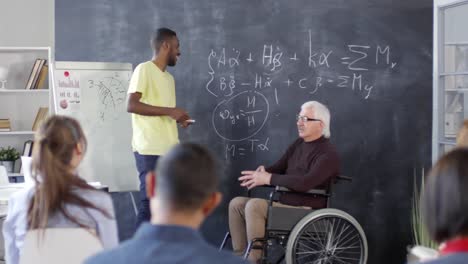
[60,99,68,109]
[64,71,69,77]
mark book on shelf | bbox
[19,140,34,174]
[25,59,40,90]
[34,64,48,89]
[31,59,47,89]
[31,107,48,131]
[0,118,11,132]
[0,118,11,126]
[25,59,46,90]
[22,140,34,157]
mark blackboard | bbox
[56,1,433,263]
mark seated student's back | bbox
[2,116,118,264]
[86,224,247,264]
[4,186,116,248]
[85,143,248,264]
[418,148,468,264]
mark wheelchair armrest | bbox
[268,186,330,205]
[336,175,352,182]
[275,186,328,195]
[247,185,276,198]
[275,186,328,196]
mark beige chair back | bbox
[0,166,9,186]
[19,228,103,264]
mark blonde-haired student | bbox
[456,120,468,147]
[3,115,118,264]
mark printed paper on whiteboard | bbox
[55,70,81,115]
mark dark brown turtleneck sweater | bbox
[267,136,340,208]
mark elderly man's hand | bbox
[238,169,272,190]
[256,165,265,172]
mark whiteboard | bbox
[53,61,137,192]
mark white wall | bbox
[0,0,54,48]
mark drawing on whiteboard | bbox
[87,73,128,122]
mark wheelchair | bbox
[220,176,368,264]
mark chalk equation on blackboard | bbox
[206,29,399,159]
[87,72,128,122]
[207,31,397,99]
[225,137,270,159]
[212,90,269,141]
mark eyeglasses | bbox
[296,115,321,123]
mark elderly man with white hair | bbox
[228,101,340,263]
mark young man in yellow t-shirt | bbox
[127,28,192,227]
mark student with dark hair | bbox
[127,27,192,227]
[2,115,118,264]
[85,143,248,264]
[420,148,468,264]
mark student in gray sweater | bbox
[2,116,118,264]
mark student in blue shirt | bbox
[2,116,118,264]
[85,143,248,264]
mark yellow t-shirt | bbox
[128,61,179,155]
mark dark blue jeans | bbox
[133,152,160,228]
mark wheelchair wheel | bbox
[285,208,367,264]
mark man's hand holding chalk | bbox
[180,119,195,128]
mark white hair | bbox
[301,101,331,138]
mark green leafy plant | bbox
[411,168,438,249]
[0,146,20,161]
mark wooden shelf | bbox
[7,173,23,177]
[0,46,52,185]
[0,47,50,52]
[445,42,468,46]
[0,89,49,94]
[0,131,35,135]
[445,88,468,92]
[440,71,468,76]
[439,139,456,145]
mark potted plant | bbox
[0,146,20,173]
[407,168,438,263]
